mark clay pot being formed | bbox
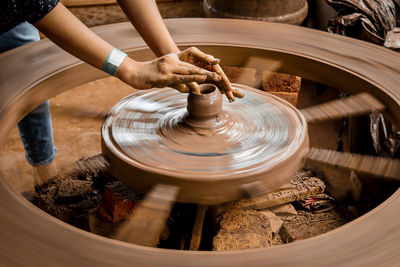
[203,0,308,25]
[186,84,222,122]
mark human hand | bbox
[177,47,244,101]
[116,53,221,89]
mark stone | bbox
[271,234,285,246]
[56,179,93,203]
[259,210,284,234]
[269,91,299,106]
[235,176,326,210]
[268,204,298,216]
[33,165,105,231]
[262,71,301,92]
[222,66,257,87]
[280,210,348,241]
[213,208,274,251]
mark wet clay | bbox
[102,83,309,204]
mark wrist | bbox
[115,56,139,86]
[170,47,181,55]
[158,46,180,56]
[102,48,127,76]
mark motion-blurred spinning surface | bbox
[102,85,308,204]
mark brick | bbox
[270,91,298,106]
[262,71,301,92]
[96,181,142,223]
[222,66,257,87]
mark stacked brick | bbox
[222,66,301,106]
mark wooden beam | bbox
[189,205,208,251]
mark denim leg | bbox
[18,102,56,166]
[0,22,40,52]
[0,22,56,166]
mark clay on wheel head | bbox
[101,84,309,204]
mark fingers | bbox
[171,83,201,95]
[210,64,236,102]
[174,64,221,82]
[177,61,208,72]
[146,51,244,101]
[233,88,244,98]
[179,47,220,65]
[188,82,201,94]
[149,74,212,88]
[172,84,190,93]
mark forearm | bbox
[34,2,116,70]
[117,0,180,56]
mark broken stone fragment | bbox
[280,210,347,241]
[259,210,284,234]
[213,208,274,251]
[268,204,298,216]
[271,234,285,246]
[235,176,326,210]
[56,179,93,203]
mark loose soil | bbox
[31,156,351,251]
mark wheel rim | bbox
[0,19,399,266]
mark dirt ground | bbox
[0,77,136,192]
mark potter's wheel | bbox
[101,84,309,204]
[2,19,400,265]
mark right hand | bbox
[116,53,221,90]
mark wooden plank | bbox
[307,148,400,180]
[300,93,385,123]
[189,205,208,251]
[235,175,326,210]
[113,184,179,246]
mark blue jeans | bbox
[0,22,56,166]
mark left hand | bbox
[177,47,244,101]
[116,53,221,90]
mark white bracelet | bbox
[102,48,127,76]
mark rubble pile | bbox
[212,174,345,251]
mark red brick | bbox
[262,71,301,92]
[96,181,141,223]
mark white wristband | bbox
[102,48,127,76]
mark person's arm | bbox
[117,0,178,56]
[117,0,241,100]
[33,3,219,89]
